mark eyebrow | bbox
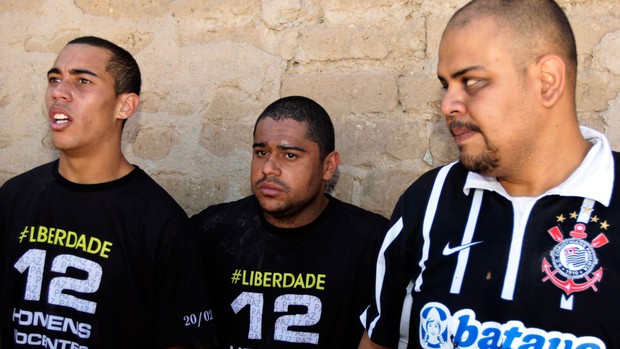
[438,65,487,81]
[47,67,100,78]
[252,142,307,153]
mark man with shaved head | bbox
[359,0,620,348]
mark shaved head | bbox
[444,0,577,93]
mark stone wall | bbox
[1,0,619,217]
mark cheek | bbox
[44,90,54,107]
[300,166,325,187]
[250,161,261,178]
[469,94,509,127]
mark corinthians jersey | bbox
[191,195,388,349]
[362,127,620,349]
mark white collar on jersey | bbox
[463,126,614,207]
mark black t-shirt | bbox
[191,195,388,349]
[0,160,216,348]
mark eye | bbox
[284,153,298,160]
[464,78,480,87]
[463,77,486,95]
[78,78,92,84]
[438,78,448,91]
[255,150,268,157]
[48,76,61,84]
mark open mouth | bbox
[53,113,69,124]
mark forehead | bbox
[51,44,112,74]
[437,17,514,76]
[254,118,313,144]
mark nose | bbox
[48,79,72,102]
[440,86,466,118]
[261,153,281,177]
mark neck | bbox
[264,194,330,229]
[58,152,134,184]
[497,126,592,197]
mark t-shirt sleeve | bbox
[154,212,217,348]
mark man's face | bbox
[251,117,331,225]
[437,17,539,177]
[45,44,123,156]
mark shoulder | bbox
[607,151,620,190]
[0,161,55,196]
[609,151,620,198]
[398,162,467,206]
[387,161,469,226]
[190,195,258,231]
[326,197,389,236]
[128,168,184,209]
[612,151,620,165]
[330,196,387,224]
[107,168,190,230]
[2,161,55,184]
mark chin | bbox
[256,197,284,213]
[459,148,499,175]
[51,136,74,151]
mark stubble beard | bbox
[458,136,500,175]
[450,120,500,175]
[255,181,326,228]
[253,177,304,219]
[258,194,320,229]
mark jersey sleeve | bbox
[361,196,416,348]
[361,164,455,347]
[361,165,446,348]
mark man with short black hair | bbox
[192,96,388,348]
[0,36,216,348]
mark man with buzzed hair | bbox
[0,36,216,348]
[359,0,620,348]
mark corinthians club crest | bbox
[542,203,610,310]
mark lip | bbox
[256,181,284,197]
[48,107,72,131]
[451,127,477,144]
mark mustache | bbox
[449,120,481,134]
[255,177,290,191]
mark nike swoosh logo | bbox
[442,241,483,256]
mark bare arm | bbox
[358,330,391,349]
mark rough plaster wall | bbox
[0,0,619,217]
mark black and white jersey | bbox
[362,127,620,349]
[0,160,216,348]
[191,195,388,349]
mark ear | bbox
[537,54,566,108]
[116,93,140,120]
[322,151,341,181]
